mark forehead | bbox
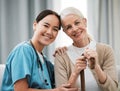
[40,15,60,25]
[62,14,80,25]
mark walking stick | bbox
[80,57,95,91]
[80,54,85,91]
[80,70,85,91]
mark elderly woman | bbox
[54,7,118,91]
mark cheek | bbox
[65,31,71,37]
[53,31,58,37]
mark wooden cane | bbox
[80,54,86,91]
[80,70,85,91]
[80,57,95,91]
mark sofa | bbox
[0,64,5,89]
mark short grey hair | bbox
[60,7,84,19]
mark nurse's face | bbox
[33,14,60,46]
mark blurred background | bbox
[0,0,120,66]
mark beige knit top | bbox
[54,43,118,91]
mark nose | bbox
[46,28,53,35]
[72,25,78,31]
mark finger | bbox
[61,83,71,88]
[77,56,86,61]
[88,57,96,69]
[63,46,67,52]
[56,47,63,55]
[53,49,59,57]
[76,63,87,69]
[61,47,66,54]
[76,60,87,64]
[67,88,78,91]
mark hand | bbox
[84,48,98,69]
[56,83,79,91]
[53,46,67,57]
[74,56,87,75]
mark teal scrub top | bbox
[1,41,54,91]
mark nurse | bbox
[1,9,78,91]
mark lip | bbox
[44,36,51,40]
[72,31,82,37]
[43,34,53,40]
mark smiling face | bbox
[33,14,60,46]
[62,14,87,43]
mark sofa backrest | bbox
[0,64,5,89]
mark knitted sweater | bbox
[54,43,118,91]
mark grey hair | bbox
[60,7,84,19]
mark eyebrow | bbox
[64,18,80,27]
[44,22,59,29]
[44,22,50,25]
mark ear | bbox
[83,18,87,27]
[83,18,87,23]
[33,21,37,31]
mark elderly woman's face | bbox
[61,14,87,42]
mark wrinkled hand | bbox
[53,46,67,57]
[83,48,98,69]
[74,56,87,75]
[57,83,79,91]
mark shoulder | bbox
[14,41,32,50]
[11,41,34,54]
[96,42,114,60]
[96,42,113,51]
[7,41,36,62]
[6,41,36,69]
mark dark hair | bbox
[36,9,61,30]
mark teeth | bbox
[45,35,52,39]
[73,32,80,37]
[45,36,51,39]
[43,33,52,39]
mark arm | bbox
[97,45,118,91]
[54,53,70,87]
[14,78,78,91]
[68,56,87,87]
[13,46,78,91]
[84,44,118,91]
[54,47,87,88]
[84,48,107,84]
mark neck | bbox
[30,39,44,53]
[73,37,90,48]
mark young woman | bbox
[54,7,118,91]
[1,9,78,91]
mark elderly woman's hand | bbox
[74,55,87,75]
[56,83,79,91]
[84,48,98,69]
[53,46,67,57]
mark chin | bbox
[43,42,53,46]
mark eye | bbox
[43,24,49,28]
[53,28,59,32]
[75,21,80,25]
[65,25,72,31]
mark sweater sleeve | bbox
[96,44,118,91]
[54,53,70,87]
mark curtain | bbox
[0,0,57,64]
[87,0,120,65]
